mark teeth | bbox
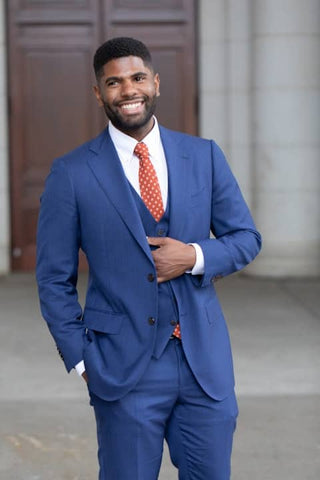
[121,102,141,110]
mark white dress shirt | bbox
[75,118,204,376]
[109,117,168,209]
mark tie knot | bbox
[134,142,149,161]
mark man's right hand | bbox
[82,371,88,383]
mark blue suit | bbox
[36,125,261,479]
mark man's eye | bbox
[135,76,144,82]
[107,80,118,87]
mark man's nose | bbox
[120,80,136,97]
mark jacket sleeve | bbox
[36,158,85,372]
[195,141,262,287]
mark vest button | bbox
[170,320,177,326]
[147,273,155,282]
[148,317,156,325]
[157,229,165,236]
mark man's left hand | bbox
[147,237,196,283]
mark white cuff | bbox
[186,243,205,275]
[75,360,86,376]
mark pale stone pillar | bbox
[199,1,228,148]
[248,0,320,276]
[226,0,253,205]
[0,0,10,274]
[199,0,253,207]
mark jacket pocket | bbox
[83,307,125,334]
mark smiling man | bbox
[94,54,160,139]
[36,37,261,480]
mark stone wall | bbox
[199,0,320,276]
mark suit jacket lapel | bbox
[87,128,153,263]
[160,127,188,239]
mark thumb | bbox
[147,236,166,247]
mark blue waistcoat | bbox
[130,186,179,358]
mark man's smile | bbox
[118,100,145,115]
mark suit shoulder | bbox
[159,126,214,149]
[53,128,107,168]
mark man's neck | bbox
[109,117,157,142]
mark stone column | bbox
[248,0,320,276]
[199,1,228,148]
[199,0,253,207]
[226,0,253,206]
[0,0,10,274]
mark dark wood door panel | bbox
[12,49,99,269]
[23,48,99,163]
[104,0,189,22]
[16,0,97,18]
[8,0,101,270]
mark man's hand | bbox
[147,237,196,283]
[82,371,88,383]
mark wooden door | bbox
[8,0,198,270]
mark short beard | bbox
[102,96,157,134]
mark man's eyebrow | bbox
[105,71,148,83]
[132,71,148,76]
[105,75,121,83]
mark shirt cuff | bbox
[186,243,205,275]
[75,360,86,376]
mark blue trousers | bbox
[89,338,238,480]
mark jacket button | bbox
[148,317,156,325]
[157,229,165,236]
[147,273,155,282]
[170,320,177,326]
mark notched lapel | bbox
[87,129,153,264]
[160,128,188,239]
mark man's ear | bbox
[154,73,160,97]
[93,85,104,107]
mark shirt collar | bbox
[108,117,161,162]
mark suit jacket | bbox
[36,125,261,401]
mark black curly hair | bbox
[93,37,153,80]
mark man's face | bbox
[93,56,160,140]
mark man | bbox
[36,37,261,480]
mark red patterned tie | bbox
[172,323,181,339]
[135,142,164,222]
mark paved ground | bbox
[0,273,319,479]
